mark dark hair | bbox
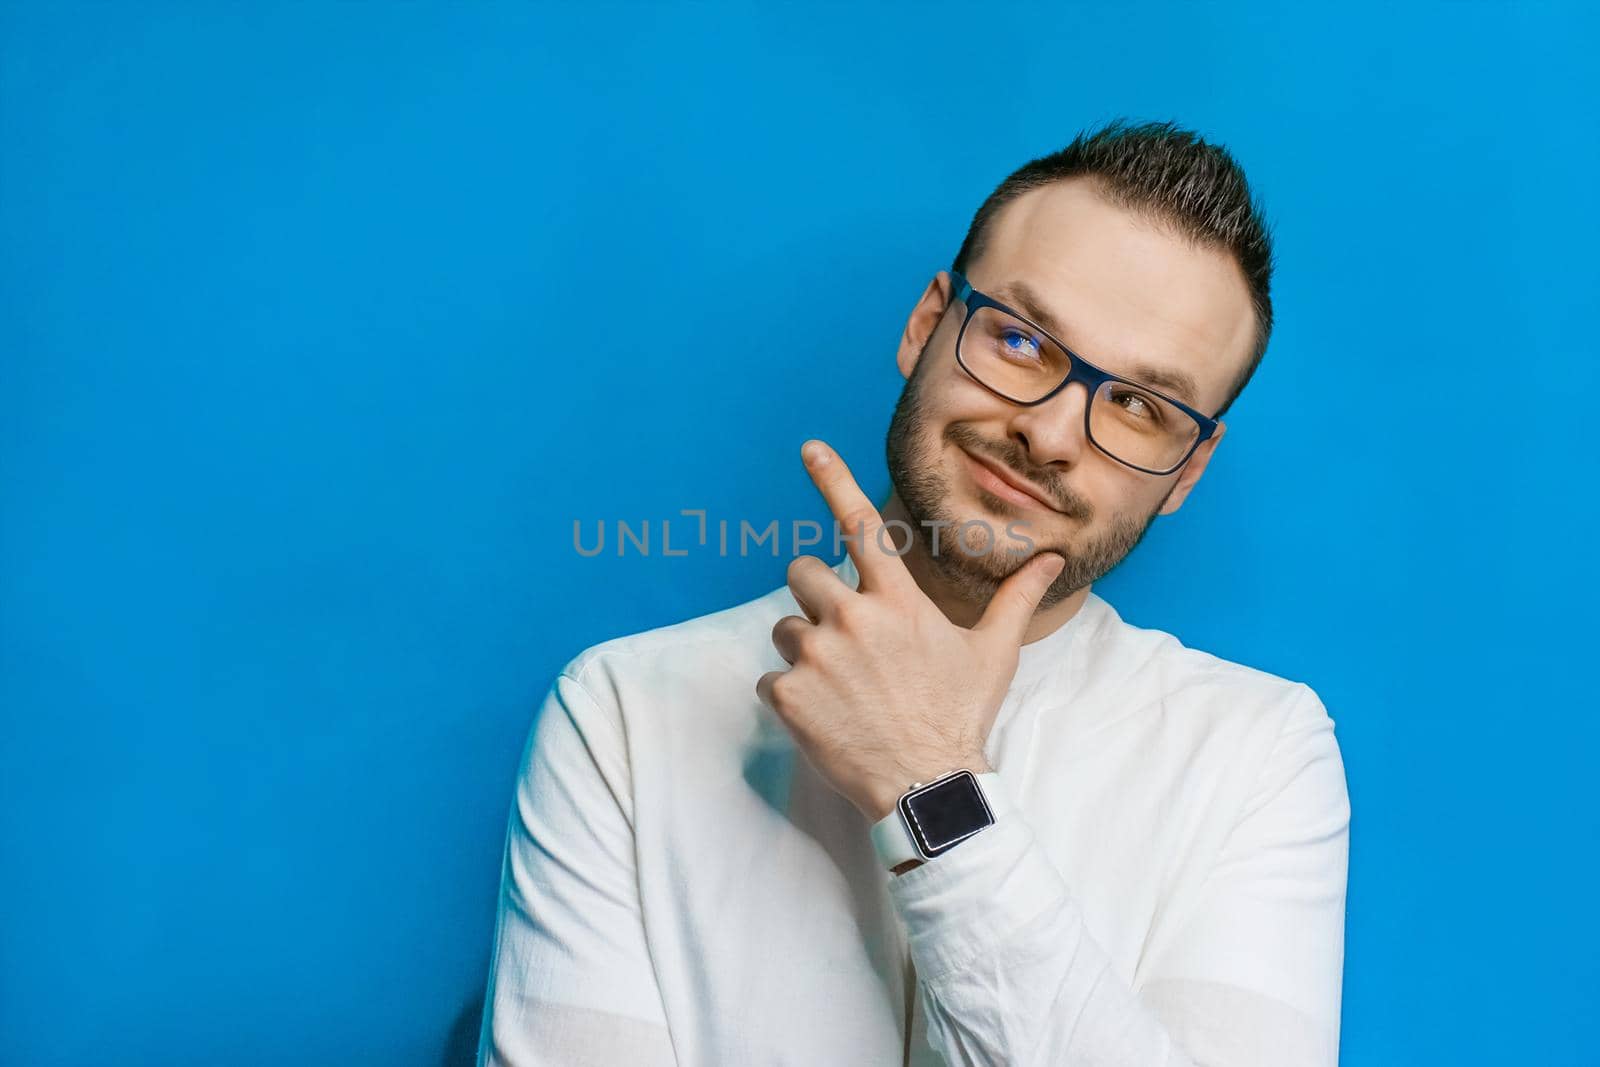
[951,118,1275,419]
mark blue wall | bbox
[3,3,1594,1064]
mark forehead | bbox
[972,178,1256,414]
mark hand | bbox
[755,439,1065,823]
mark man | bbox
[476,119,1349,1066]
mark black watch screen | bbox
[899,769,995,858]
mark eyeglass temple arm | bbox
[946,269,972,303]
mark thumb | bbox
[975,551,1065,645]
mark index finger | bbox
[801,439,913,594]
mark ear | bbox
[896,272,954,380]
[1157,420,1226,516]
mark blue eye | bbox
[1001,329,1041,354]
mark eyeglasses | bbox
[946,270,1219,476]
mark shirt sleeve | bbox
[476,670,679,1067]
[886,685,1350,1066]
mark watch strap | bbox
[870,769,1011,870]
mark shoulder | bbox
[553,573,796,721]
[1083,594,1349,827]
[1087,594,1323,699]
[517,575,797,800]
[1080,592,1340,753]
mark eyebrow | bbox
[989,279,1204,409]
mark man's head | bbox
[885,119,1274,609]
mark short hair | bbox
[951,118,1275,419]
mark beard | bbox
[884,347,1168,610]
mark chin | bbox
[932,494,1058,573]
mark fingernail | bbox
[803,441,830,467]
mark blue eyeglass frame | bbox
[946,269,1220,476]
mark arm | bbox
[476,671,678,1067]
[888,687,1350,1066]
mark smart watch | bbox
[869,768,1010,870]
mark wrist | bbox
[868,751,992,818]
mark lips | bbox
[960,448,1061,513]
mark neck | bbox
[880,492,1091,644]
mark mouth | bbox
[958,447,1062,514]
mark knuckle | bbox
[832,596,866,630]
[767,672,794,710]
[786,554,818,584]
[773,616,808,654]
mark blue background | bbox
[3,3,1595,1064]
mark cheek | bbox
[1076,465,1165,524]
[918,342,1009,416]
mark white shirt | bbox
[476,554,1350,1066]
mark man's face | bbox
[885,177,1256,608]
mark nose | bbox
[1007,380,1092,468]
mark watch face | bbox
[900,770,994,857]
